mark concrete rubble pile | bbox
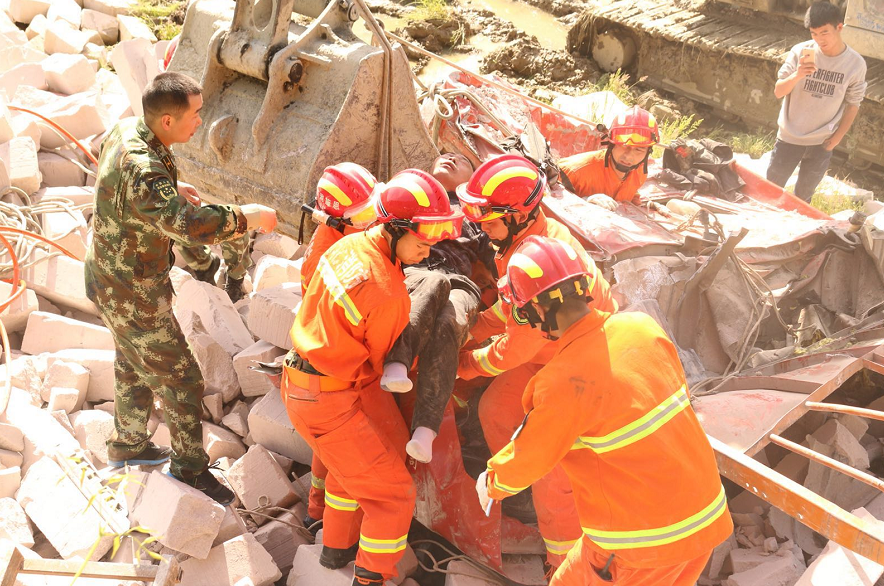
[700,409,884,586]
[0,3,427,584]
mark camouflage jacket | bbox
[84,117,248,316]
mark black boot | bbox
[225,275,245,303]
[168,466,235,505]
[107,442,172,468]
[319,543,358,570]
[352,566,385,586]
[303,514,323,537]
[192,255,221,285]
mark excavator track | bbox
[568,0,884,168]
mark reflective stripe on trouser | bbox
[282,380,414,579]
[308,453,328,521]
[582,485,728,551]
[550,536,713,586]
[479,363,582,567]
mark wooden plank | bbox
[0,546,24,586]
[712,436,884,565]
[19,559,160,581]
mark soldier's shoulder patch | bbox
[153,178,178,201]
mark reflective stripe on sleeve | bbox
[473,346,504,377]
[318,256,364,327]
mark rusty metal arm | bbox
[710,435,884,564]
[769,433,884,492]
[805,401,884,423]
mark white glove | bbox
[588,194,618,211]
[241,204,278,234]
[476,471,492,513]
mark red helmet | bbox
[499,235,599,309]
[455,154,547,223]
[376,169,464,242]
[607,106,659,148]
[163,35,180,71]
[316,162,378,229]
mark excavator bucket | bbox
[167,0,438,236]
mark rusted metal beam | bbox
[710,436,884,565]
[769,433,884,492]
[805,401,884,423]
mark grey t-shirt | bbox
[777,40,867,146]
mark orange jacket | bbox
[460,210,617,379]
[558,150,647,203]
[486,311,732,569]
[301,224,363,290]
[290,226,410,383]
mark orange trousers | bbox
[283,379,414,579]
[307,454,327,522]
[551,537,712,586]
[478,363,583,567]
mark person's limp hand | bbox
[822,135,841,151]
[241,204,278,234]
[588,194,618,211]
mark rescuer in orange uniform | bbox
[477,235,733,586]
[283,169,464,586]
[295,162,379,535]
[455,154,616,570]
[557,106,658,210]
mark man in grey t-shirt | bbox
[767,1,867,202]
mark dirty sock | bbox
[406,426,437,463]
[381,362,412,393]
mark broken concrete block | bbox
[0,497,35,547]
[254,233,303,260]
[41,53,96,96]
[131,470,225,559]
[81,8,118,44]
[248,388,313,465]
[16,456,113,559]
[0,448,23,468]
[0,136,41,195]
[176,279,255,356]
[728,547,777,573]
[0,95,13,145]
[11,113,42,148]
[0,423,24,452]
[108,37,158,117]
[795,507,884,585]
[233,340,287,398]
[774,452,809,485]
[247,284,301,350]
[0,63,46,99]
[22,249,98,316]
[441,560,498,586]
[813,419,870,469]
[204,393,224,424]
[179,533,282,586]
[21,311,113,354]
[47,0,81,27]
[69,409,114,463]
[725,547,806,586]
[117,13,156,42]
[47,387,83,414]
[834,413,870,442]
[8,0,51,24]
[287,543,356,586]
[253,255,302,293]
[48,349,115,403]
[25,13,47,39]
[704,533,737,579]
[41,359,90,404]
[0,466,20,498]
[253,511,310,575]
[44,20,89,54]
[180,315,241,403]
[0,280,38,333]
[213,506,247,546]
[0,45,47,74]
[3,401,80,473]
[13,86,108,149]
[769,506,825,557]
[83,0,136,16]
[203,421,246,463]
[221,407,249,438]
[0,355,44,403]
[227,444,298,524]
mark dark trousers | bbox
[766,139,833,202]
[386,268,480,433]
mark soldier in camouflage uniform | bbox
[84,72,277,503]
[176,235,253,302]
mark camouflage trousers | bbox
[177,233,253,280]
[96,293,209,479]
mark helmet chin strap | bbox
[522,301,562,340]
[491,207,540,254]
[385,225,405,266]
[605,145,652,174]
